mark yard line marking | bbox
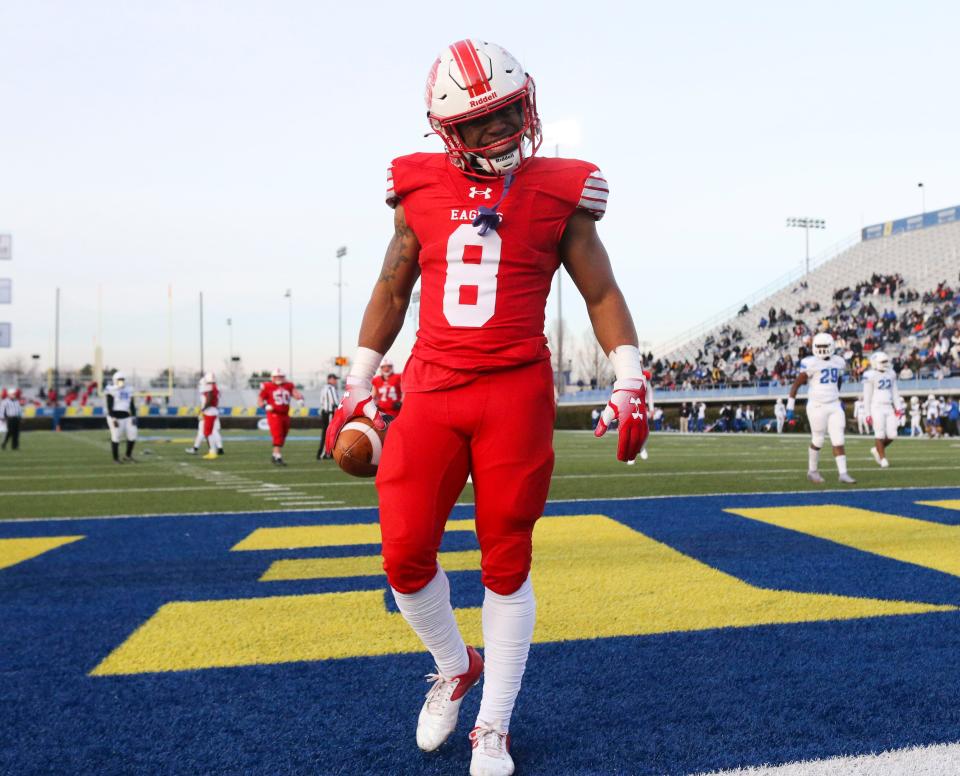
[6,485,959,524]
[7,463,960,498]
[698,739,960,775]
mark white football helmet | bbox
[380,357,393,373]
[203,372,216,384]
[271,367,285,381]
[426,39,542,177]
[871,351,891,372]
[812,332,834,358]
[113,371,126,387]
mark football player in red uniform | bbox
[186,373,224,459]
[326,39,647,776]
[371,357,403,417]
[258,367,304,465]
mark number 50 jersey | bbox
[800,354,847,404]
[387,153,607,392]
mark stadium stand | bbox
[650,215,960,392]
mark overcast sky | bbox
[1,1,958,380]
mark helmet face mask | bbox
[426,39,542,178]
[113,372,126,388]
[812,333,834,359]
[872,352,890,372]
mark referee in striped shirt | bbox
[1,388,23,451]
[317,373,341,460]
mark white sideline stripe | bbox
[7,484,959,523]
[697,740,960,775]
[7,464,960,498]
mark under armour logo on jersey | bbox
[630,396,644,420]
[468,187,492,200]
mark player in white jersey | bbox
[924,394,940,437]
[852,398,866,435]
[774,398,786,433]
[909,395,922,437]
[105,371,138,463]
[862,352,901,467]
[787,332,855,484]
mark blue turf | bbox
[2,487,960,775]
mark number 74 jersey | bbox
[387,153,607,388]
[800,354,847,404]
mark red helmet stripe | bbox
[450,39,490,99]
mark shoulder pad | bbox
[386,153,446,209]
[577,167,608,221]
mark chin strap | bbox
[472,173,514,236]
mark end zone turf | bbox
[2,488,959,774]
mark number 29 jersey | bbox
[800,354,847,404]
[387,153,607,392]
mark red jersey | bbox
[259,381,295,416]
[202,384,220,408]
[387,153,607,392]
[372,372,403,414]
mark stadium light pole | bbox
[918,182,925,215]
[284,289,293,381]
[54,287,60,394]
[226,317,233,360]
[336,246,347,377]
[786,217,826,276]
[199,291,204,377]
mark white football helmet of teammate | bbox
[871,351,891,372]
[812,332,834,358]
[426,39,542,177]
[380,357,394,375]
[271,367,285,381]
[203,372,216,385]
[113,371,126,388]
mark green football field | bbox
[3,428,959,521]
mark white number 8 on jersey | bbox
[442,224,501,328]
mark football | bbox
[333,416,386,477]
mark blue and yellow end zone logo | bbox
[3,488,960,775]
[80,500,960,675]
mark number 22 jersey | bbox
[387,153,607,392]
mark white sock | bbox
[808,447,820,472]
[210,429,223,449]
[476,577,536,733]
[391,565,468,679]
[193,429,204,448]
[836,454,847,475]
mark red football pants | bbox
[267,413,291,447]
[202,414,216,436]
[376,359,555,596]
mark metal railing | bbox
[652,231,861,357]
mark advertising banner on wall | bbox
[862,205,960,241]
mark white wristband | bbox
[786,397,796,412]
[608,345,645,381]
[348,347,384,382]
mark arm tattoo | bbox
[379,212,417,284]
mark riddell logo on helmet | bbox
[469,91,498,108]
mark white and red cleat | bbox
[469,723,514,776]
[416,645,484,752]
